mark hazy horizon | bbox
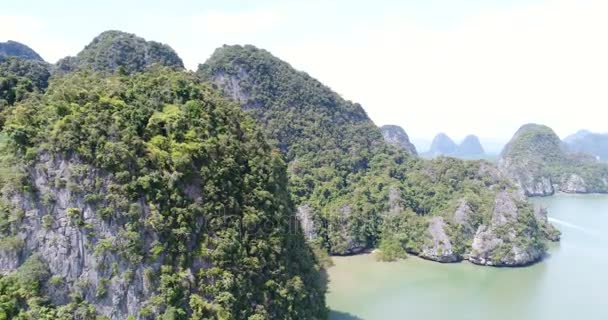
[2,0,607,142]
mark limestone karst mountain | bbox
[0,40,44,61]
[426,133,458,157]
[199,44,558,266]
[0,31,561,319]
[0,34,326,320]
[55,30,184,74]
[499,124,608,196]
[380,125,418,155]
[564,129,608,161]
[456,135,485,157]
[423,133,486,159]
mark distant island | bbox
[499,124,608,196]
[564,129,608,161]
[422,133,487,159]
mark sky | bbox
[1,0,607,153]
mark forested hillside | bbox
[198,45,558,265]
[0,57,50,110]
[56,31,184,74]
[500,124,608,196]
[0,31,562,319]
[0,37,326,319]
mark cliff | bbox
[0,67,327,319]
[499,124,608,196]
[380,125,418,155]
[199,45,559,264]
[55,30,184,74]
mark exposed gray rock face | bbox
[296,204,317,241]
[380,125,418,155]
[453,199,475,235]
[534,206,561,241]
[499,157,555,196]
[388,186,403,215]
[420,217,459,262]
[469,192,545,266]
[329,205,366,255]
[499,123,608,196]
[0,153,166,319]
[560,174,588,193]
[209,68,252,107]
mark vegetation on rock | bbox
[0,57,50,111]
[0,32,563,319]
[198,44,557,266]
[500,124,608,196]
[0,66,327,319]
[56,30,184,74]
[380,125,418,156]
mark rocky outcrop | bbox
[499,123,608,196]
[0,154,156,318]
[560,174,587,193]
[420,217,459,262]
[453,199,475,235]
[520,175,555,197]
[534,206,561,241]
[469,192,546,266]
[297,204,317,241]
[380,125,418,155]
[329,205,367,255]
[414,189,558,266]
[564,129,608,161]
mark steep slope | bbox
[56,30,184,74]
[0,40,44,61]
[198,45,558,265]
[198,45,394,255]
[456,135,485,158]
[380,125,418,155]
[0,69,327,319]
[426,133,457,157]
[500,124,608,196]
[564,130,608,161]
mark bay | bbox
[327,194,608,320]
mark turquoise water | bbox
[327,194,608,320]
